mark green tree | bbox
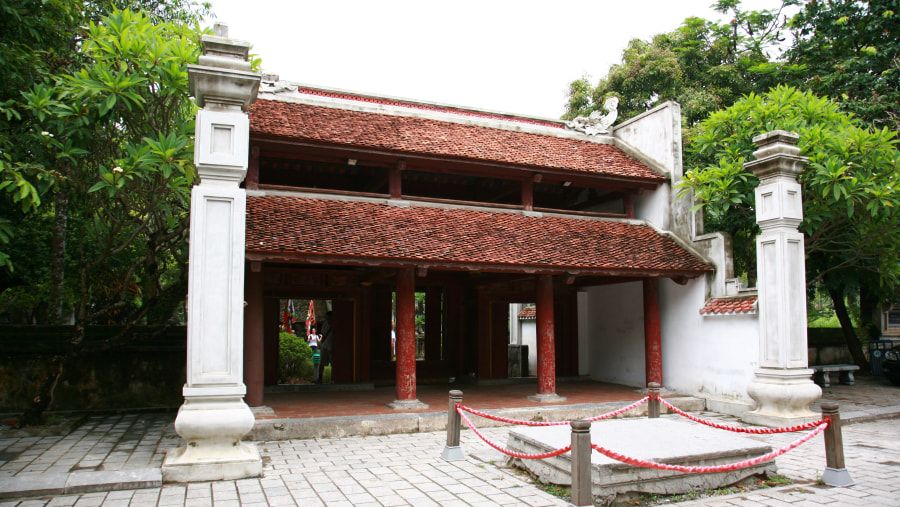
[782,0,900,130]
[681,85,900,371]
[0,1,210,277]
[6,8,207,425]
[564,1,797,128]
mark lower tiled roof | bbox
[700,297,758,315]
[246,195,712,277]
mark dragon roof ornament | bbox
[565,97,618,136]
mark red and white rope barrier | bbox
[456,396,650,427]
[457,406,571,460]
[585,396,649,422]
[590,420,829,473]
[452,391,831,474]
[656,396,828,434]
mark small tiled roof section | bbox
[246,196,712,276]
[518,307,537,319]
[249,99,665,183]
[699,296,758,315]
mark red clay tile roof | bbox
[700,297,758,315]
[291,87,563,129]
[249,99,665,183]
[246,196,712,277]
[518,307,537,319]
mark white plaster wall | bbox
[614,102,681,176]
[659,278,759,402]
[584,282,646,387]
[581,278,759,401]
[520,320,537,376]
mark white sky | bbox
[206,0,790,119]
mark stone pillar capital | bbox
[745,130,808,182]
[188,23,260,112]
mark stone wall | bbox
[0,326,185,413]
[807,328,854,365]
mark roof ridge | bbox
[258,79,566,130]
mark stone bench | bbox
[811,364,860,387]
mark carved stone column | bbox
[744,130,822,427]
[161,23,262,482]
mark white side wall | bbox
[520,320,537,376]
[585,282,646,387]
[582,279,759,402]
[659,279,759,402]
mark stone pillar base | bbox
[441,445,465,461]
[743,368,821,427]
[527,393,568,403]
[162,395,262,482]
[387,399,429,410]
[822,467,855,487]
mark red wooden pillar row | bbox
[643,278,663,386]
[394,267,417,402]
[535,274,557,397]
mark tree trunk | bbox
[859,284,881,340]
[46,189,68,325]
[828,285,870,374]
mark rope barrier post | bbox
[569,420,593,507]
[820,403,854,487]
[648,382,660,419]
[441,390,465,461]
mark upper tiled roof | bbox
[246,195,712,276]
[700,297,758,315]
[249,99,665,183]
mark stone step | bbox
[249,396,706,441]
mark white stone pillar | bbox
[162,23,262,482]
[744,130,822,427]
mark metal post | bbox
[648,382,661,419]
[569,420,593,507]
[820,403,854,486]
[441,390,465,461]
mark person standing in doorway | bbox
[307,324,321,354]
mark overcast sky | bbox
[206,1,791,119]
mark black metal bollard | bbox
[441,390,465,461]
[570,420,593,507]
[648,382,660,418]
[820,403,854,486]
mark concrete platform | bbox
[507,417,776,506]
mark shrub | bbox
[279,332,312,383]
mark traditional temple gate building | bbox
[164,26,821,481]
[240,79,723,409]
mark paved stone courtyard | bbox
[1,377,898,506]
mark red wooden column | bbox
[243,262,264,407]
[643,278,663,386]
[529,274,566,402]
[389,267,428,409]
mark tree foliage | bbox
[681,85,900,370]
[782,0,900,130]
[683,85,900,287]
[564,1,798,127]
[0,2,214,424]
